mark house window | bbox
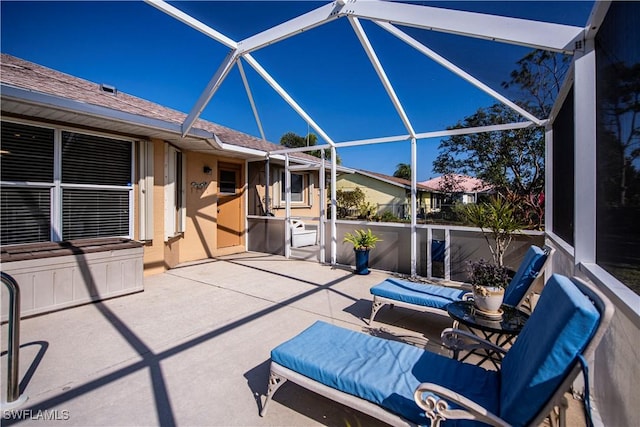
[281,172,307,203]
[1,122,54,245]
[595,1,640,293]
[220,169,237,195]
[61,131,132,240]
[0,121,133,245]
[164,144,186,240]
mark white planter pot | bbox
[473,286,505,314]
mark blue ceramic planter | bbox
[354,249,370,275]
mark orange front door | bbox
[217,164,242,248]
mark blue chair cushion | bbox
[370,278,468,310]
[500,274,600,426]
[271,321,499,426]
[503,245,547,306]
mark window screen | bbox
[552,87,575,246]
[595,1,640,293]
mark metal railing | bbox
[1,271,27,407]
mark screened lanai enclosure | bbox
[141,2,639,425]
[148,0,581,274]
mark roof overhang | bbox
[0,84,270,160]
[0,84,329,163]
[0,84,214,150]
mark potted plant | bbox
[343,229,382,275]
[455,196,524,267]
[456,196,526,315]
[468,259,511,314]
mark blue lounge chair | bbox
[261,274,613,426]
[369,245,553,325]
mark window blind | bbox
[0,187,51,245]
[62,131,131,186]
[1,122,54,182]
[62,189,130,240]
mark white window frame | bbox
[138,140,154,241]
[280,171,309,205]
[0,119,135,243]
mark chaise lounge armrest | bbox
[414,383,509,427]
[441,327,507,362]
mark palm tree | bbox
[393,163,411,180]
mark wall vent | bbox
[100,83,117,95]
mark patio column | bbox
[444,227,451,281]
[320,150,326,264]
[285,153,291,258]
[331,146,337,265]
[573,38,597,266]
[427,227,433,279]
[265,157,270,215]
[411,137,417,277]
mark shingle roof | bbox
[0,53,314,159]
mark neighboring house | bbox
[0,53,321,285]
[419,174,493,206]
[336,169,439,218]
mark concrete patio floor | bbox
[2,253,584,426]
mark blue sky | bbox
[1,1,594,180]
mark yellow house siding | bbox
[336,173,436,216]
[336,174,406,212]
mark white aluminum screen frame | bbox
[146,0,584,274]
